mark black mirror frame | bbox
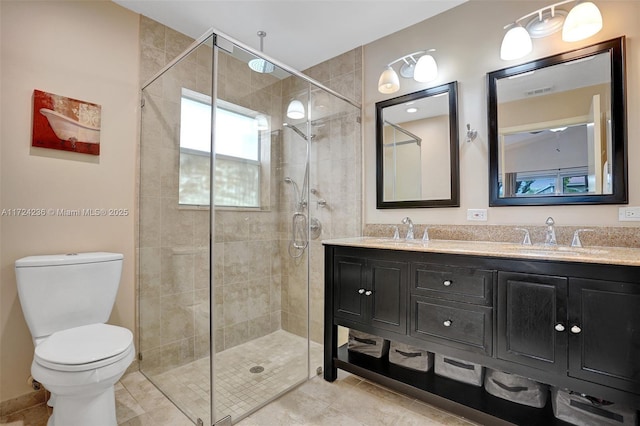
[376,81,460,209]
[487,37,627,207]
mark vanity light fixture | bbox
[286,99,305,120]
[500,0,603,61]
[378,50,438,94]
[248,31,275,73]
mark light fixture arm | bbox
[385,49,434,68]
[507,0,574,27]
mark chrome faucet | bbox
[544,217,557,246]
[401,217,414,240]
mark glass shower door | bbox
[139,35,214,425]
[209,37,311,423]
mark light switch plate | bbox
[467,209,487,221]
[619,207,640,221]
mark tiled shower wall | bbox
[279,52,363,344]
[138,16,362,374]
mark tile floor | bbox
[151,330,324,424]
[0,330,478,426]
[1,370,479,426]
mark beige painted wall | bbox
[364,0,640,227]
[0,0,139,402]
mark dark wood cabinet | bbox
[333,255,367,323]
[497,272,568,374]
[333,253,407,334]
[497,273,640,395]
[568,278,640,394]
[324,243,640,425]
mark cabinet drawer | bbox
[411,262,493,305]
[410,295,492,355]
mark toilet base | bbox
[47,385,116,426]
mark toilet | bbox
[15,252,134,426]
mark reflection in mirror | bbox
[376,82,459,209]
[488,37,626,206]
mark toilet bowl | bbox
[15,252,133,426]
[31,323,134,426]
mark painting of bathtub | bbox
[32,89,101,155]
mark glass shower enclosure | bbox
[138,28,360,425]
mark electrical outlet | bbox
[618,207,640,221]
[467,209,487,221]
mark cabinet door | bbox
[333,255,367,323]
[568,278,640,394]
[497,272,567,374]
[369,259,408,333]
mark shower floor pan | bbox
[153,330,323,424]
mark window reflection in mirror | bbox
[488,37,627,206]
[376,82,459,209]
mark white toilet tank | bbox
[15,252,124,344]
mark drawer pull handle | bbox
[365,290,372,296]
[358,288,365,294]
[443,320,452,327]
[555,324,565,332]
[571,325,582,334]
[443,280,452,287]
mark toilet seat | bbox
[34,323,133,372]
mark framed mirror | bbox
[488,37,627,206]
[376,81,459,209]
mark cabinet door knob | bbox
[443,280,452,287]
[555,323,565,332]
[571,325,582,334]
[365,290,372,296]
[443,320,452,327]
[358,288,365,294]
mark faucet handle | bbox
[392,225,400,240]
[422,227,430,242]
[514,228,532,245]
[571,229,594,248]
[545,217,555,226]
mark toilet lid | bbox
[35,323,133,368]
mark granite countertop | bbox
[322,237,640,267]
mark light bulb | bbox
[286,100,305,120]
[414,54,438,83]
[255,114,269,130]
[500,25,533,60]
[378,66,400,94]
[562,1,603,42]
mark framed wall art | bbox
[32,89,101,155]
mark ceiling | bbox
[112,0,466,72]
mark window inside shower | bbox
[179,88,267,208]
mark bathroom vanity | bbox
[323,238,640,425]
